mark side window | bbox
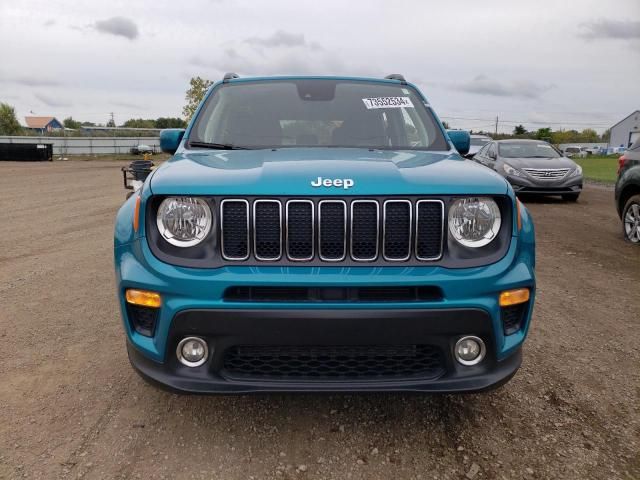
[477,144,488,156]
[488,143,497,159]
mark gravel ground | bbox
[0,160,638,480]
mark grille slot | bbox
[383,200,412,261]
[319,200,347,261]
[253,200,282,260]
[286,200,314,260]
[522,168,570,180]
[224,286,444,302]
[126,304,159,337]
[221,200,249,260]
[222,344,445,380]
[416,200,444,260]
[502,302,528,335]
[351,200,379,261]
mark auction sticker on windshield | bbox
[362,97,414,109]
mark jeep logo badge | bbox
[311,177,354,189]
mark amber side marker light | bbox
[125,289,161,308]
[133,195,141,232]
[516,199,522,231]
[499,288,530,307]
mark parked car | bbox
[563,146,587,158]
[467,134,492,157]
[474,139,583,201]
[114,73,535,394]
[130,144,154,155]
[615,138,640,243]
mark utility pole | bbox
[494,116,499,137]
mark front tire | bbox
[622,194,640,244]
[562,193,580,202]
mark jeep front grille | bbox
[220,198,444,263]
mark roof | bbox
[610,110,640,131]
[495,139,547,144]
[24,116,60,128]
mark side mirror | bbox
[446,130,470,156]
[160,129,185,154]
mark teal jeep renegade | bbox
[114,74,536,393]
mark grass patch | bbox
[574,155,619,183]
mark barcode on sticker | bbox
[362,97,414,109]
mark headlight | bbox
[448,197,502,248]
[570,165,583,177]
[503,164,523,177]
[156,197,212,247]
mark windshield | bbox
[190,79,448,150]
[499,142,561,158]
[470,137,490,146]
[565,147,580,153]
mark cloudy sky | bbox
[1,0,638,133]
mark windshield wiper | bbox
[189,141,251,150]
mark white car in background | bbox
[467,135,492,157]
[563,146,588,158]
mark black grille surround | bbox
[146,195,513,269]
[222,344,445,381]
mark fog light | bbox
[454,336,486,366]
[176,337,209,367]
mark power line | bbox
[439,115,612,127]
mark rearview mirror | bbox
[446,130,470,156]
[160,129,185,154]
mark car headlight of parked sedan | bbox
[502,163,524,177]
[569,165,583,177]
[156,196,213,247]
[448,197,502,248]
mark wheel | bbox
[562,193,580,202]
[622,194,640,244]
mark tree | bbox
[579,128,599,143]
[513,124,527,135]
[534,127,552,140]
[155,117,187,129]
[106,117,116,128]
[122,118,156,129]
[0,102,22,135]
[183,76,213,121]
[441,120,450,129]
[63,117,81,129]
[600,129,611,143]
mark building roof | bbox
[24,116,60,128]
[610,110,640,131]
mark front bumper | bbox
[115,224,535,393]
[506,174,583,195]
[127,308,523,393]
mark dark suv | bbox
[615,138,640,243]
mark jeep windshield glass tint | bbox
[190,79,448,150]
[499,143,561,159]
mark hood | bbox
[150,148,509,196]
[501,156,578,170]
